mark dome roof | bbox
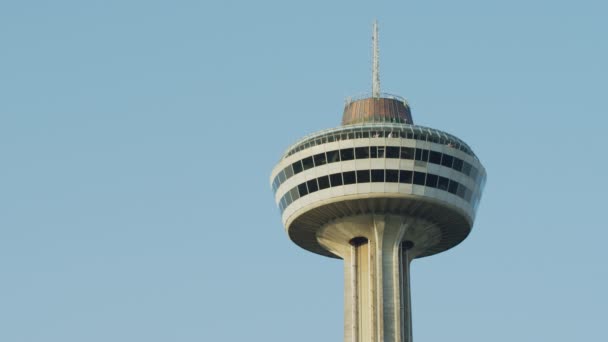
[342,94,413,125]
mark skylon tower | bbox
[270,22,486,342]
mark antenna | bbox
[372,20,380,98]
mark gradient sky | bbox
[1,0,606,341]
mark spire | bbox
[372,20,380,98]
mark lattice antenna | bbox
[372,20,381,98]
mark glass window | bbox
[462,162,472,176]
[326,150,340,163]
[426,174,438,188]
[307,179,319,193]
[298,183,308,197]
[377,146,385,158]
[399,170,413,184]
[340,148,354,161]
[464,188,472,202]
[441,154,453,168]
[292,160,303,174]
[313,153,327,167]
[272,178,278,192]
[370,146,378,158]
[386,169,398,182]
[400,147,414,159]
[357,170,370,183]
[328,135,336,143]
[469,167,478,181]
[453,157,463,172]
[318,175,330,190]
[415,148,429,161]
[386,146,399,158]
[448,180,458,194]
[456,184,466,198]
[285,191,293,206]
[278,170,286,183]
[371,169,384,182]
[437,176,449,190]
[290,188,300,202]
[413,172,426,185]
[330,173,343,186]
[343,171,356,185]
[284,165,294,179]
[302,156,314,170]
[355,147,369,159]
[429,151,442,164]
[362,131,370,138]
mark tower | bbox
[270,22,486,342]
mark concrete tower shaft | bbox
[318,215,433,342]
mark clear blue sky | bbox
[1,0,606,341]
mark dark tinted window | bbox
[330,173,343,186]
[462,162,472,176]
[326,150,340,163]
[413,172,426,185]
[377,146,385,158]
[399,170,413,183]
[302,156,314,170]
[400,147,414,159]
[371,169,385,182]
[343,171,356,185]
[426,174,438,188]
[355,147,369,159]
[317,175,330,190]
[437,176,449,190]
[278,170,286,183]
[313,153,327,167]
[457,184,466,198]
[340,148,354,161]
[370,146,378,158]
[448,180,458,194]
[386,169,399,183]
[307,179,318,193]
[298,183,308,196]
[429,151,442,164]
[356,170,370,183]
[386,147,399,158]
[415,149,429,161]
[292,160,303,174]
[453,158,463,171]
[441,154,453,168]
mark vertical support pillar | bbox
[400,241,414,342]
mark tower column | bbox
[317,215,430,342]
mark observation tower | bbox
[270,21,486,342]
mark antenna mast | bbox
[372,20,380,98]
